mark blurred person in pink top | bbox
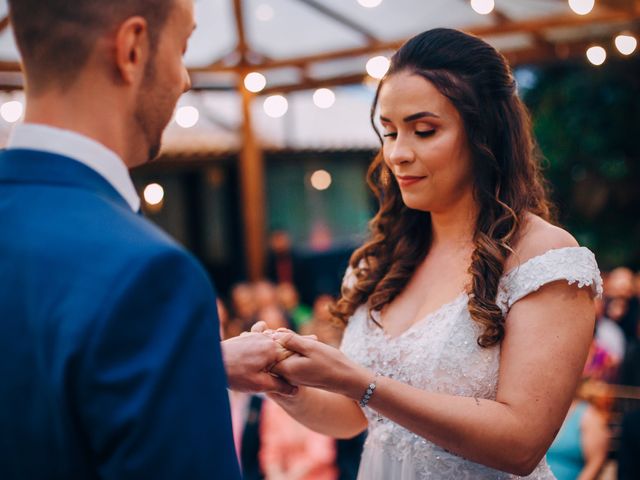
[260,394,337,480]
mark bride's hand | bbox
[268,331,370,399]
[246,321,317,370]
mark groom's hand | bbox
[221,333,297,396]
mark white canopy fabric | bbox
[0,0,637,152]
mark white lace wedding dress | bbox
[340,246,602,479]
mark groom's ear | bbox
[113,16,150,86]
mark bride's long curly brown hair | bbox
[331,28,553,347]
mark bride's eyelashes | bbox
[382,129,436,139]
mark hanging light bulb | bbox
[175,106,199,128]
[263,95,288,118]
[615,33,637,55]
[313,88,336,109]
[256,4,274,21]
[366,56,390,79]
[244,72,266,93]
[144,183,165,206]
[0,100,23,123]
[470,0,495,15]
[586,46,606,65]
[568,0,595,16]
[310,170,332,190]
[357,0,383,8]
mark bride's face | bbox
[378,70,474,213]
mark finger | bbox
[302,334,318,341]
[251,321,268,333]
[273,332,316,356]
[261,374,298,396]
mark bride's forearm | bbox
[269,386,367,439]
[349,376,546,476]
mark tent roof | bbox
[0,0,637,151]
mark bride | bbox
[263,28,601,479]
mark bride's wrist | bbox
[338,365,376,401]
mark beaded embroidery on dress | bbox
[340,246,602,480]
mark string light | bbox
[586,45,606,65]
[310,170,332,190]
[175,106,199,128]
[313,88,336,109]
[357,0,383,8]
[366,56,390,79]
[244,72,266,93]
[263,95,288,118]
[144,183,164,206]
[256,4,274,21]
[470,0,495,15]
[568,0,594,16]
[0,100,23,123]
[615,33,637,55]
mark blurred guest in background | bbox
[278,282,313,331]
[231,282,259,331]
[546,381,610,480]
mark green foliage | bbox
[523,57,640,269]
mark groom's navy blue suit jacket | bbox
[0,149,241,479]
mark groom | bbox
[0,0,295,479]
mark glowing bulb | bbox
[357,0,383,7]
[144,183,164,206]
[263,95,288,118]
[470,0,494,15]
[0,100,23,123]
[256,4,274,21]
[366,56,390,79]
[615,34,637,55]
[175,106,199,128]
[313,88,336,109]
[568,0,594,15]
[244,72,266,93]
[310,170,332,190]
[586,46,606,65]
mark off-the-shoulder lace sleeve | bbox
[496,246,602,313]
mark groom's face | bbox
[134,0,195,163]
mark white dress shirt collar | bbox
[7,123,141,212]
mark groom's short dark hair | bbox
[8,0,175,93]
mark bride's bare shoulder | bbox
[504,213,579,272]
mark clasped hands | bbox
[221,320,357,398]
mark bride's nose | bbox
[387,135,415,166]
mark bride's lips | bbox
[396,175,426,187]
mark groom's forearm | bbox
[269,386,367,439]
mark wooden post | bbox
[238,76,266,281]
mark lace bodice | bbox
[340,247,602,479]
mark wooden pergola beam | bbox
[261,72,367,95]
[186,8,637,74]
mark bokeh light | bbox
[263,95,288,118]
[0,101,23,123]
[615,34,637,55]
[470,0,495,15]
[144,183,164,206]
[313,88,336,109]
[586,46,607,65]
[175,106,200,128]
[244,72,267,93]
[310,170,332,190]
[568,0,595,16]
[366,56,390,79]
